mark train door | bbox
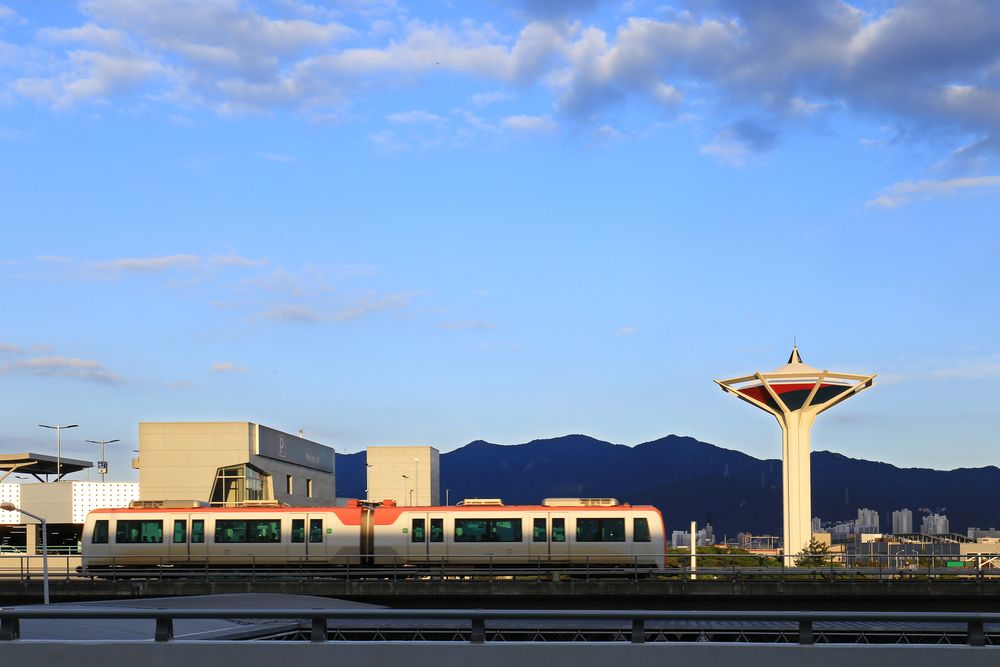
[290,514,309,564]
[426,514,446,564]
[407,513,428,562]
[168,515,189,564]
[549,513,569,563]
[307,514,327,564]
[189,517,208,563]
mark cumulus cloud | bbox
[1,355,122,384]
[700,120,778,166]
[210,361,247,373]
[14,50,162,109]
[867,175,1000,208]
[386,109,446,124]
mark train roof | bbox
[88,503,662,514]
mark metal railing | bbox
[1,606,998,646]
[2,552,1000,584]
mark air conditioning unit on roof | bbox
[542,498,619,507]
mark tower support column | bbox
[780,412,815,556]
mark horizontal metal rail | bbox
[1,607,998,646]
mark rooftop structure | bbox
[0,453,93,484]
[717,347,875,555]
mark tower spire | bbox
[788,346,803,365]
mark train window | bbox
[215,519,282,543]
[576,518,626,542]
[533,518,546,542]
[633,518,651,542]
[430,518,443,543]
[91,520,109,544]
[454,519,522,542]
[191,520,204,543]
[116,520,163,544]
[173,520,186,544]
[292,519,305,543]
[552,518,565,542]
[412,518,425,543]
[309,519,323,543]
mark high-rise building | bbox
[856,507,880,533]
[716,347,875,554]
[921,513,950,535]
[812,516,822,532]
[892,509,913,534]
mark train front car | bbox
[81,503,366,571]
[374,498,665,568]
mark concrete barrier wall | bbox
[1,642,995,667]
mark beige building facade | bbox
[136,422,335,507]
[366,446,439,506]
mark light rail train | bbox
[79,498,665,569]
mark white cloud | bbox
[14,50,162,109]
[616,326,638,335]
[439,321,496,330]
[210,361,247,373]
[88,252,267,273]
[2,355,122,384]
[335,291,415,321]
[503,114,557,133]
[469,90,513,107]
[260,303,326,323]
[256,151,296,162]
[386,109,446,124]
[38,24,127,51]
[0,342,23,354]
[868,175,1000,208]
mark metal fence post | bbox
[968,620,985,647]
[471,617,486,644]
[155,617,174,642]
[798,619,813,645]
[631,618,645,644]
[311,617,327,643]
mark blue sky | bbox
[1,0,999,480]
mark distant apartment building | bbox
[921,513,950,535]
[831,521,855,538]
[856,508,880,534]
[812,517,822,533]
[671,527,713,549]
[892,509,913,534]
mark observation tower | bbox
[716,348,875,555]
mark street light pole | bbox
[365,463,373,501]
[39,423,78,481]
[401,474,409,506]
[1,503,48,604]
[85,439,119,482]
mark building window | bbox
[454,519,522,543]
[309,519,323,543]
[633,518,651,542]
[191,520,205,543]
[576,518,625,542]
[306,479,313,498]
[286,475,294,495]
[92,520,109,544]
[430,518,444,543]
[116,520,163,544]
[209,464,270,506]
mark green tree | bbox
[796,537,833,567]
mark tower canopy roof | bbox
[767,346,822,377]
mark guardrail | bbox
[1,607,998,646]
[2,552,1000,583]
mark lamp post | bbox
[401,474,409,506]
[85,439,119,483]
[39,423,78,481]
[365,463,373,501]
[1,503,48,604]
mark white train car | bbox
[80,498,665,570]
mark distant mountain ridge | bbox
[335,434,1000,536]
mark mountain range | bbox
[334,434,1000,537]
